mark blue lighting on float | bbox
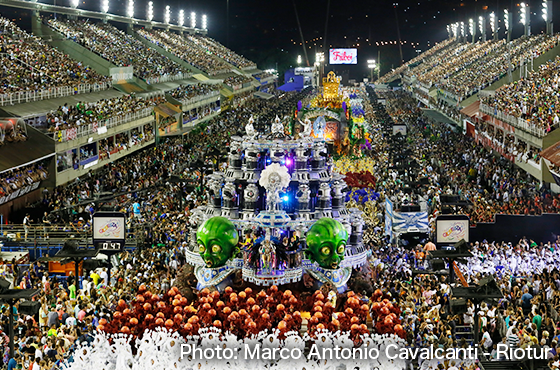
[283,195,289,202]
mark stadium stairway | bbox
[113,81,147,94]
[33,20,153,93]
[33,20,118,78]
[129,29,206,77]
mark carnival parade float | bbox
[186,74,369,292]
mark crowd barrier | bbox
[0,81,112,107]
[479,103,548,138]
[53,107,154,143]
[179,91,220,106]
[145,73,192,85]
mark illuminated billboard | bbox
[329,48,358,64]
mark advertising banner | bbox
[329,49,358,65]
[435,215,470,244]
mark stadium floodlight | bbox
[446,24,450,38]
[520,2,531,36]
[478,16,483,33]
[101,0,109,13]
[165,6,171,24]
[297,55,302,65]
[367,59,376,81]
[504,9,509,30]
[460,22,465,37]
[490,12,495,33]
[452,23,458,38]
[543,1,553,35]
[127,0,134,18]
[70,0,79,8]
[191,12,196,28]
[469,18,474,36]
[179,10,184,26]
[202,15,207,29]
[147,2,153,21]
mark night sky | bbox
[3,0,560,79]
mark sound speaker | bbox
[432,259,445,271]
[61,239,78,253]
[450,298,467,314]
[454,239,469,253]
[19,301,40,316]
[83,259,100,271]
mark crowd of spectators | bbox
[186,34,256,69]
[223,75,252,89]
[44,94,165,133]
[417,40,504,86]
[442,34,560,100]
[167,83,219,104]
[0,15,111,96]
[378,38,456,84]
[0,163,48,198]
[137,29,231,76]
[481,56,560,133]
[3,84,560,370]
[404,42,471,83]
[252,71,275,80]
[378,90,560,226]
[46,18,190,83]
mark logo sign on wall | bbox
[92,212,126,252]
[435,215,470,244]
[329,49,358,65]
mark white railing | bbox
[479,103,548,138]
[53,107,154,143]
[0,81,112,107]
[179,91,220,106]
[145,73,192,85]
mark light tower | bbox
[504,9,512,42]
[520,2,530,36]
[165,6,171,25]
[127,0,134,18]
[543,1,553,35]
[469,18,475,43]
[101,0,109,13]
[202,15,207,30]
[147,1,153,21]
[179,10,184,27]
[490,12,497,40]
[70,0,79,9]
[191,12,196,28]
[460,21,465,42]
[367,59,377,82]
[479,15,486,42]
[447,24,451,39]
